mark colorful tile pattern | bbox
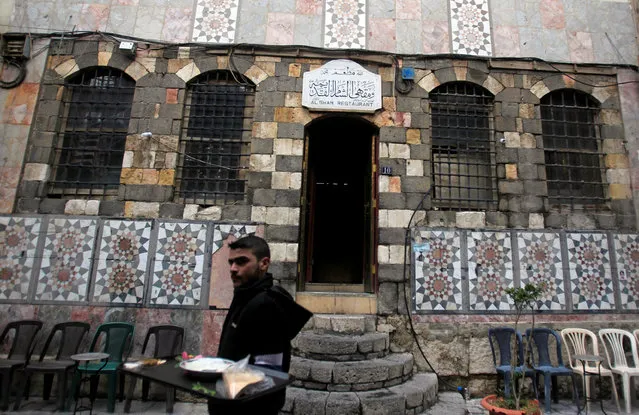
[0,217,41,301]
[150,222,208,306]
[212,224,258,253]
[413,230,463,311]
[324,0,366,49]
[468,231,513,311]
[517,232,566,311]
[192,0,239,43]
[36,218,97,302]
[567,233,614,310]
[614,234,639,310]
[449,0,492,56]
[92,220,152,304]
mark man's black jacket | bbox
[209,274,312,414]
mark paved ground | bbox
[1,393,633,414]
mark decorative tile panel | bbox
[517,232,566,311]
[150,222,208,306]
[209,224,258,309]
[92,220,152,305]
[468,231,513,311]
[0,217,41,301]
[614,234,639,310]
[449,0,492,56]
[567,233,614,310]
[192,0,239,43]
[324,0,366,49]
[36,218,97,302]
[413,230,462,311]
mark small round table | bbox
[71,352,110,415]
[573,354,607,415]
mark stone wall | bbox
[2,0,636,64]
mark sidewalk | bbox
[1,394,632,414]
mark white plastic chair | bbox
[599,329,639,414]
[561,328,620,412]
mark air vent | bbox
[1,34,31,59]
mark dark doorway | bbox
[302,116,377,289]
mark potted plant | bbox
[481,283,543,415]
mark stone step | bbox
[420,391,467,415]
[282,373,438,415]
[292,331,389,361]
[290,353,414,391]
[304,314,377,335]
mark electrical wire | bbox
[400,184,460,393]
[146,133,242,171]
[0,57,27,88]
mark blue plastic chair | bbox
[488,327,538,398]
[526,328,578,413]
[67,322,134,413]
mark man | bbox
[209,235,312,414]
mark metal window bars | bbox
[49,67,135,198]
[541,89,607,208]
[430,82,498,211]
[175,71,254,205]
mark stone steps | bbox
[304,314,377,335]
[290,353,413,391]
[292,331,389,361]
[281,373,438,415]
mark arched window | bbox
[50,67,135,196]
[430,82,497,210]
[541,89,605,206]
[176,71,255,205]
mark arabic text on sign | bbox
[308,80,375,100]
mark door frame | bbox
[298,115,379,293]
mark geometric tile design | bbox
[324,0,366,48]
[92,220,152,304]
[517,232,566,311]
[567,233,614,311]
[212,224,258,253]
[0,217,41,301]
[150,222,208,306]
[413,230,463,311]
[449,0,492,56]
[192,0,239,43]
[613,234,639,310]
[468,231,513,311]
[35,218,97,302]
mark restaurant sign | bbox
[302,59,382,113]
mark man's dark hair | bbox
[228,235,271,260]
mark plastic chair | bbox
[68,322,134,413]
[141,325,184,412]
[526,328,578,413]
[0,320,43,410]
[599,329,639,414]
[12,321,90,410]
[488,327,538,398]
[561,328,620,412]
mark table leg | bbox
[124,377,136,413]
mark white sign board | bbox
[302,59,382,113]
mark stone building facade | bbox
[1,0,639,404]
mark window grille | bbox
[175,71,254,205]
[430,82,497,211]
[541,89,606,207]
[49,67,135,197]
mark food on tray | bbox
[180,357,233,373]
[223,370,266,399]
[140,358,166,366]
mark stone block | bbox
[99,201,125,216]
[124,185,173,202]
[274,107,311,124]
[378,264,405,282]
[509,212,529,228]
[522,119,542,134]
[406,160,423,176]
[253,122,278,138]
[325,392,359,415]
[23,163,49,181]
[195,206,221,220]
[265,225,299,242]
[520,133,537,148]
[378,283,398,315]
[504,131,520,148]
[251,138,274,154]
[505,164,517,179]
[124,201,160,218]
[182,204,198,220]
[277,122,305,138]
[402,177,429,192]
[379,228,406,244]
[64,199,87,215]
[250,154,276,172]
[605,154,629,169]
[521,195,543,212]
[220,205,251,221]
[485,211,508,228]
[567,213,596,229]
[293,390,327,415]
[39,198,65,214]
[529,213,544,229]
[159,203,184,218]
[248,171,272,188]
[275,155,303,172]
[498,181,524,195]
[359,389,405,415]
[456,212,486,228]
[284,92,302,107]
[380,127,406,143]
[388,144,410,159]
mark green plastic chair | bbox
[67,322,134,413]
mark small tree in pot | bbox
[482,283,543,415]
